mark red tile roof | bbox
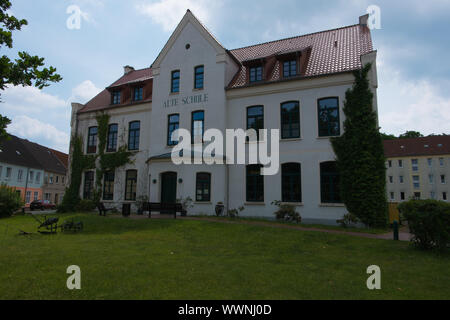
[78,67,153,113]
[49,148,69,169]
[228,24,373,88]
[384,136,450,158]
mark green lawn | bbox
[0,213,449,300]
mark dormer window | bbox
[133,87,143,101]
[249,66,263,83]
[112,90,121,105]
[283,60,297,78]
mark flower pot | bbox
[215,204,225,217]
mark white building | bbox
[70,11,378,224]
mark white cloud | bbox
[7,116,70,153]
[70,80,102,104]
[136,0,222,32]
[2,85,66,114]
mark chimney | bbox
[359,14,369,27]
[124,65,135,75]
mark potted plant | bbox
[215,202,225,216]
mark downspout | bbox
[24,167,29,206]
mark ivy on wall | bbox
[59,112,133,212]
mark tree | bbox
[380,132,397,140]
[399,131,423,139]
[0,0,62,141]
[331,64,388,228]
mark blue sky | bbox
[1,0,450,152]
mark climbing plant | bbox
[59,112,133,212]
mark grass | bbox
[0,213,449,300]
[193,215,391,234]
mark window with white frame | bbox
[411,159,419,172]
[413,175,420,189]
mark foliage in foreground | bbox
[398,200,450,251]
[272,201,301,223]
[331,64,388,228]
[0,184,24,217]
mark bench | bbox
[145,202,186,219]
[97,202,114,216]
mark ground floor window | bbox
[125,170,137,201]
[83,171,95,200]
[196,172,211,202]
[34,192,38,201]
[246,165,264,202]
[282,163,302,202]
[103,171,115,200]
[26,191,31,204]
[320,161,342,203]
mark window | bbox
[26,191,31,204]
[106,124,118,152]
[282,163,302,203]
[399,176,404,184]
[411,159,419,171]
[83,171,94,199]
[194,66,204,89]
[247,106,264,140]
[49,174,54,184]
[441,175,446,184]
[439,158,444,167]
[414,192,421,200]
[125,170,137,201]
[36,172,41,183]
[45,193,51,201]
[6,167,11,179]
[413,175,420,189]
[400,192,405,201]
[29,171,34,182]
[389,176,393,183]
[56,176,59,184]
[283,60,297,78]
[390,192,395,201]
[320,161,342,203]
[398,160,403,168]
[427,158,433,167]
[128,121,140,151]
[62,176,65,184]
[430,192,436,200]
[196,172,211,202]
[34,192,38,201]
[249,66,263,83]
[443,192,448,201]
[133,87,143,101]
[112,90,121,105]
[429,174,434,184]
[388,160,392,168]
[318,98,340,137]
[281,101,300,139]
[246,165,264,202]
[17,169,23,181]
[191,111,204,144]
[87,127,98,154]
[167,114,180,146]
[103,171,115,201]
[171,70,180,93]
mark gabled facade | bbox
[70,11,378,224]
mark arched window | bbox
[103,171,115,200]
[83,171,95,200]
[247,106,264,140]
[281,101,300,139]
[318,97,340,137]
[320,162,342,203]
[282,163,302,202]
[87,127,98,154]
[196,172,211,202]
[246,164,264,202]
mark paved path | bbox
[114,214,412,242]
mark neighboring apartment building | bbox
[384,136,450,203]
[0,134,68,206]
[69,11,378,224]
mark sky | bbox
[1,0,449,153]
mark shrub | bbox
[337,212,359,228]
[272,201,301,224]
[398,199,450,251]
[75,199,96,212]
[0,184,24,218]
[227,206,244,218]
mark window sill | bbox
[316,136,339,140]
[169,92,180,96]
[193,88,204,92]
[195,201,212,205]
[319,203,345,207]
[280,138,302,142]
[245,202,266,206]
[280,202,304,206]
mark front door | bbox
[161,172,177,204]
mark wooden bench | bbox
[97,202,113,216]
[145,202,186,219]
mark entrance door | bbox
[161,172,177,204]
